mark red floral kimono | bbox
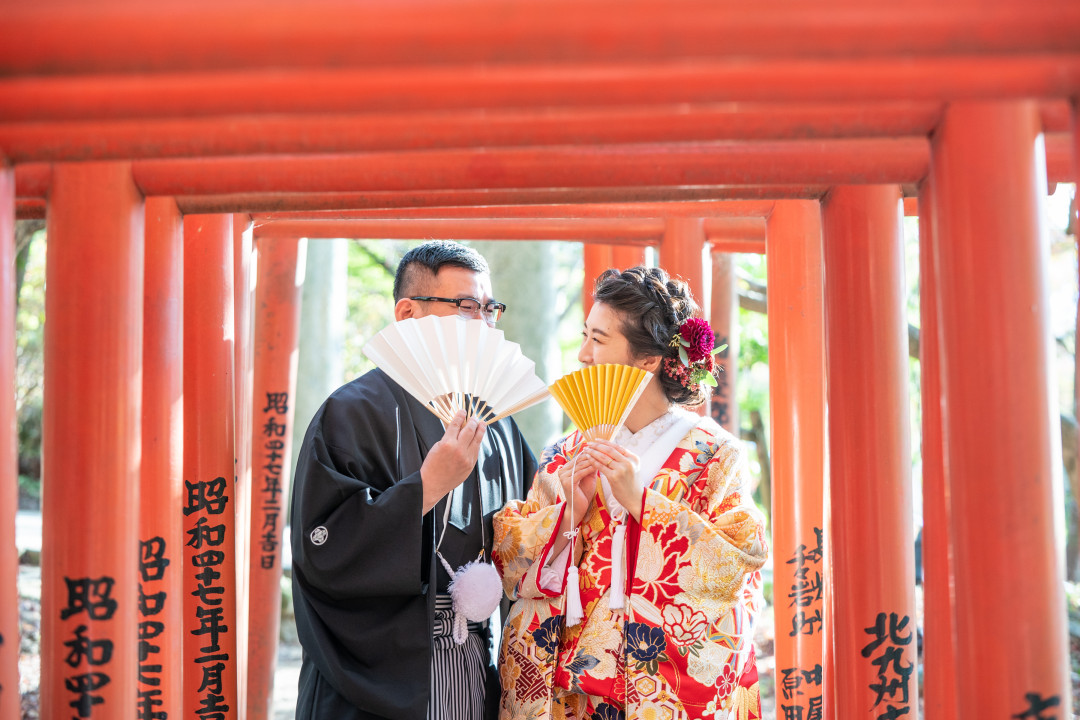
[493,412,768,720]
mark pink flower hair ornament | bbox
[664,317,726,389]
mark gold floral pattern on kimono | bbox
[493,419,768,720]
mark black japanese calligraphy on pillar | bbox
[1012,693,1061,720]
[778,666,823,720]
[137,537,170,719]
[61,576,116,718]
[259,391,289,570]
[861,612,914,720]
[787,526,824,637]
[184,477,231,719]
[779,526,824,720]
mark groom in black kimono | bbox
[290,241,537,720]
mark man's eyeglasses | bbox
[409,296,507,324]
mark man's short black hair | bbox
[392,240,490,301]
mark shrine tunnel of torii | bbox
[2,1,1080,718]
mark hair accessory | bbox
[664,317,726,389]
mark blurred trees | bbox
[14,220,45,508]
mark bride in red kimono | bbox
[493,266,769,720]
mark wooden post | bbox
[583,244,649,318]
[766,200,827,720]
[660,218,708,414]
[1073,97,1080,583]
[930,100,1069,718]
[42,162,144,720]
[183,213,238,720]
[709,250,739,435]
[916,180,958,720]
[821,184,917,720]
[246,236,304,720]
[659,217,707,305]
[611,245,647,270]
[0,163,18,720]
[582,244,613,319]
[140,196,184,720]
[233,213,254,716]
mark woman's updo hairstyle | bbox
[592,265,708,407]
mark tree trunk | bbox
[1062,413,1079,580]
[288,238,348,523]
[750,408,771,517]
[14,219,44,306]
[472,240,563,452]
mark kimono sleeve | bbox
[634,433,768,624]
[290,379,430,603]
[492,437,580,601]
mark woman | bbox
[493,267,768,720]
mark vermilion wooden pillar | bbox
[659,217,707,305]
[611,245,646,270]
[709,250,739,434]
[0,164,18,720]
[766,200,827,719]
[583,243,648,317]
[660,218,708,414]
[916,180,958,720]
[233,213,254,715]
[821,185,917,720]
[247,236,305,720]
[183,214,238,720]
[140,196,184,720]
[582,244,613,318]
[1073,99,1080,507]
[930,101,1068,718]
[583,244,650,317]
[42,162,144,720]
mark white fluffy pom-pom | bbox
[448,560,503,622]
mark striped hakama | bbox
[429,593,489,720]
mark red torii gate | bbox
[0,1,1078,719]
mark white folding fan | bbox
[362,314,550,424]
[548,363,652,441]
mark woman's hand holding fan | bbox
[547,363,653,528]
[557,450,600,528]
[546,363,653,623]
[584,440,643,522]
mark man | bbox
[290,241,537,719]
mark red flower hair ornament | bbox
[662,317,726,389]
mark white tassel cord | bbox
[608,520,626,610]
[452,606,469,644]
[435,483,505,644]
[436,550,470,645]
[563,445,585,627]
[564,565,584,627]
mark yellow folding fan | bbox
[547,363,651,626]
[548,363,652,441]
[362,314,550,424]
